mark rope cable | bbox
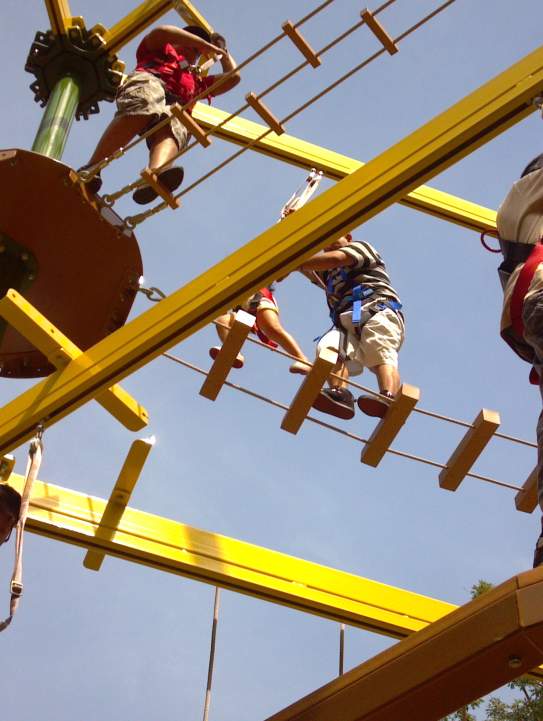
[161,352,524,493]
[202,587,221,721]
[123,0,457,229]
[82,0,340,186]
[105,0,398,208]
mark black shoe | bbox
[133,165,184,205]
[357,391,393,419]
[78,164,103,194]
[534,535,543,568]
[313,387,355,420]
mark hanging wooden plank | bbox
[171,104,212,147]
[361,8,398,55]
[282,21,321,68]
[516,466,539,514]
[140,168,182,209]
[246,92,286,135]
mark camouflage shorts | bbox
[115,71,189,151]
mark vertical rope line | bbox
[202,587,221,721]
[339,623,345,676]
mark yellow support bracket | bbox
[0,47,541,453]
[103,0,213,56]
[281,348,337,435]
[191,104,498,234]
[0,289,148,432]
[44,0,75,36]
[5,473,543,681]
[83,437,154,571]
[200,310,254,401]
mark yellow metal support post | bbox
[44,0,74,36]
[191,104,497,234]
[0,47,542,453]
[83,437,154,571]
[4,473,543,680]
[0,289,148,432]
[281,348,337,435]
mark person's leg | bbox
[356,309,404,418]
[256,308,310,374]
[534,391,543,567]
[312,330,355,419]
[148,126,180,170]
[209,312,244,368]
[87,115,149,166]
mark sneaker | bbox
[313,387,355,420]
[78,163,103,194]
[289,360,311,375]
[357,391,394,419]
[209,346,244,369]
[534,535,543,568]
[133,166,184,205]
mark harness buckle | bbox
[10,581,23,598]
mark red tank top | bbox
[135,38,215,109]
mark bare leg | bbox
[148,126,180,170]
[88,115,150,165]
[256,308,309,373]
[328,359,349,389]
[371,363,401,395]
[210,312,244,368]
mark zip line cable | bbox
[161,351,524,494]
[102,0,398,208]
[122,0,456,229]
[81,0,341,187]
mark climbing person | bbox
[0,485,21,546]
[80,25,240,204]
[298,234,404,419]
[211,287,311,374]
[495,152,543,567]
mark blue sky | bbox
[1,1,543,719]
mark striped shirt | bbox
[316,241,401,317]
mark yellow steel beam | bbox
[103,0,213,56]
[265,569,543,721]
[191,104,498,234]
[0,47,542,454]
[0,290,148,432]
[6,473,543,680]
[44,0,74,35]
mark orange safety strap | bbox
[0,429,43,632]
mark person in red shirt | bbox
[80,25,240,204]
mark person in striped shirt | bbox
[299,234,405,419]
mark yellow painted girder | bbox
[0,46,542,454]
[103,0,213,56]
[44,0,74,35]
[0,290,148,432]
[7,473,543,680]
[192,104,498,234]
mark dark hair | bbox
[521,153,543,178]
[183,25,212,44]
[0,485,21,522]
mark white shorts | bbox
[316,308,404,376]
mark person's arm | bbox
[299,250,356,272]
[145,25,225,56]
[204,33,241,94]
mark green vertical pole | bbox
[31,74,81,160]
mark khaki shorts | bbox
[317,307,404,375]
[115,71,189,151]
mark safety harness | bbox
[325,267,402,330]
[499,238,543,384]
